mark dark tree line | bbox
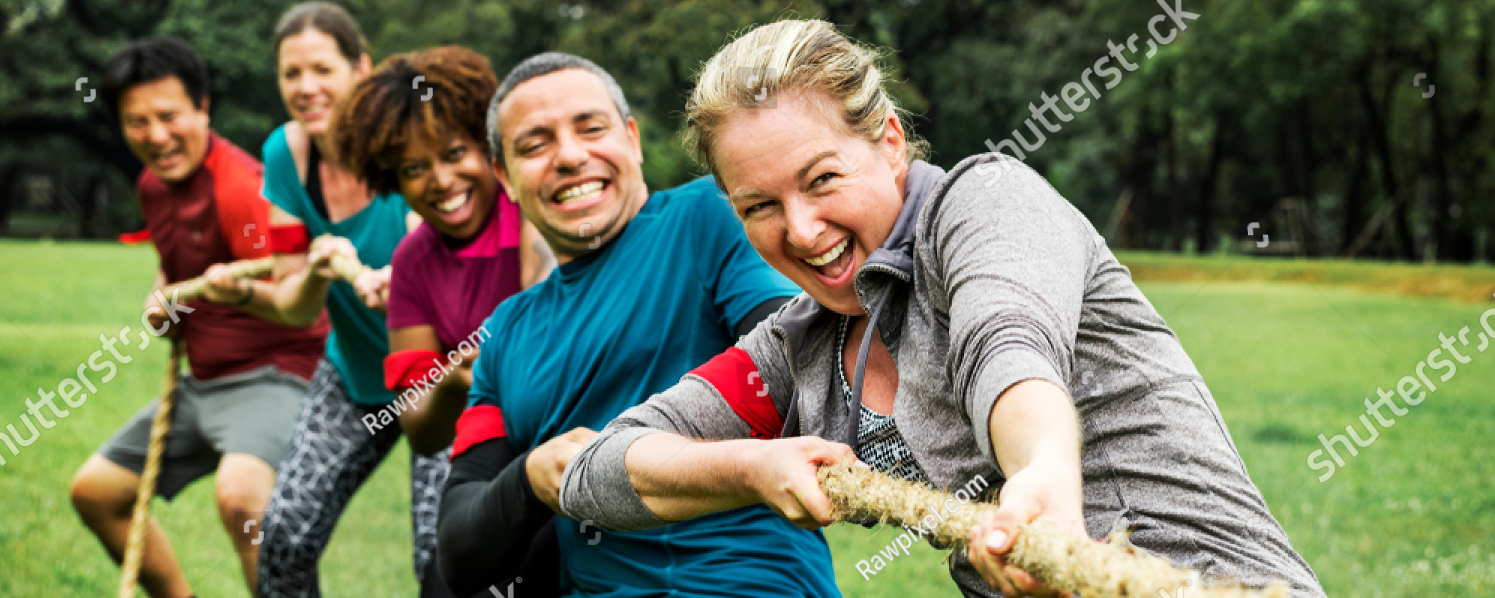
[4,0,1492,262]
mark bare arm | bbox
[390,325,473,456]
[987,379,1081,488]
[260,205,339,326]
[197,263,296,325]
[620,433,853,529]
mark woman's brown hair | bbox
[273,2,368,65]
[329,46,498,195]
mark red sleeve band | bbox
[269,224,311,254]
[688,347,783,439]
[383,349,446,391]
[452,405,507,458]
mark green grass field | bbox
[2,240,1492,596]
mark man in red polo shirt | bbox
[67,37,330,598]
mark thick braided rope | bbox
[119,340,182,598]
[157,256,275,302]
[817,462,1289,598]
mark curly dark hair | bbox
[330,46,497,195]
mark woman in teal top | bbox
[253,3,458,596]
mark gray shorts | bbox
[98,365,308,500]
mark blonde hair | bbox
[684,19,929,177]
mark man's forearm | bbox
[622,433,762,521]
[233,279,297,325]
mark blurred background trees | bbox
[3,0,1492,262]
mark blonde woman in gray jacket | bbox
[560,19,1324,598]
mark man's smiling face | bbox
[493,68,647,262]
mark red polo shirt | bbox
[137,133,329,381]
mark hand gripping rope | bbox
[817,462,1290,598]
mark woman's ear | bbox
[357,53,373,78]
[880,111,908,170]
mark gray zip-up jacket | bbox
[561,154,1325,597]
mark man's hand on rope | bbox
[528,427,599,514]
[200,263,252,305]
[142,290,183,340]
[746,437,858,531]
[968,463,1086,597]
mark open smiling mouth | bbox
[436,189,471,214]
[553,180,608,205]
[803,237,855,279]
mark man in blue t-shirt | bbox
[435,53,839,597]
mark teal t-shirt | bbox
[469,178,837,596]
[262,124,409,406]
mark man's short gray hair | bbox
[486,52,631,164]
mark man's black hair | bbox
[100,36,210,122]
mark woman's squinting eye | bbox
[742,201,773,218]
[443,145,467,161]
[811,172,838,187]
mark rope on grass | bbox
[817,462,1290,598]
[119,340,182,598]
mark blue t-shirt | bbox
[469,178,837,597]
[262,124,409,406]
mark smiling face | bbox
[118,76,212,185]
[395,130,497,240]
[493,68,646,262]
[717,92,909,315]
[277,28,368,137]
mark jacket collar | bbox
[857,159,945,289]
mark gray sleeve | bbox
[931,157,1099,466]
[559,315,795,531]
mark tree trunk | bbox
[1356,63,1409,260]
[1195,112,1228,253]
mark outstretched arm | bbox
[260,206,340,326]
[615,432,854,529]
[935,156,1095,595]
[388,325,472,456]
[969,378,1085,596]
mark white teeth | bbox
[436,191,469,213]
[556,181,604,203]
[804,238,849,267]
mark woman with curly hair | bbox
[332,45,561,596]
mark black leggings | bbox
[257,360,456,597]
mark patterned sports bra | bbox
[836,315,930,483]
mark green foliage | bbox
[4,0,1495,259]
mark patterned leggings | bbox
[257,360,453,597]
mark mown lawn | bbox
[2,241,1492,596]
